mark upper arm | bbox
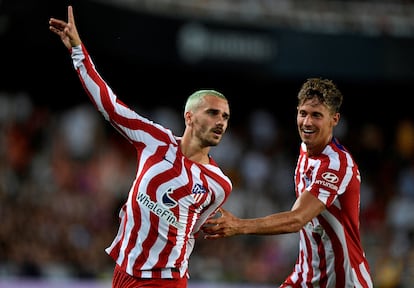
[291,190,326,225]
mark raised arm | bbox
[49,5,81,49]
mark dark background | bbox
[1,1,414,285]
[1,0,413,128]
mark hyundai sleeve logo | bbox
[321,172,339,183]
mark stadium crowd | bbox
[0,90,414,287]
[93,0,414,38]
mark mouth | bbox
[302,128,315,135]
[212,128,223,135]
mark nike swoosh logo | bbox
[163,156,174,165]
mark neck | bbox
[306,136,333,157]
[180,136,211,164]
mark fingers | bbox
[49,5,81,49]
[49,5,73,31]
[49,18,66,29]
[49,26,61,36]
[204,217,219,226]
[68,5,75,25]
[48,18,67,38]
[218,207,229,216]
[202,225,224,240]
[204,234,223,240]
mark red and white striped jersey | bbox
[281,138,373,288]
[71,44,232,279]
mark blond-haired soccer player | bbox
[49,6,232,288]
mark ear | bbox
[332,112,340,127]
[184,111,192,126]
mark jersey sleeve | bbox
[308,148,355,208]
[70,44,176,146]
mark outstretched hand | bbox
[49,5,81,49]
[202,208,241,239]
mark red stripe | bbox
[319,216,346,287]
[313,231,327,288]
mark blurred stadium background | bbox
[1,0,414,287]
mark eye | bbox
[207,109,219,116]
[312,112,323,119]
[298,111,306,117]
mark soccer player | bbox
[203,78,373,287]
[49,6,232,288]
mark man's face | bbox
[187,95,230,147]
[297,97,339,155]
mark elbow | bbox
[287,214,307,233]
[288,221,303,233]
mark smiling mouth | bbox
[302,129,315,134]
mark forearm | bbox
[70,44,155,144]
[71,44,116,119]
[239,210,304,235]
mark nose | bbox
[215,117,226,128]
[215,119,224,127]
[216,114,225,123]
[303,115,312,126]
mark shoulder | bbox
[321,139,358,172]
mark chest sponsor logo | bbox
[162,187,177,207]
[137,188,184,229]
